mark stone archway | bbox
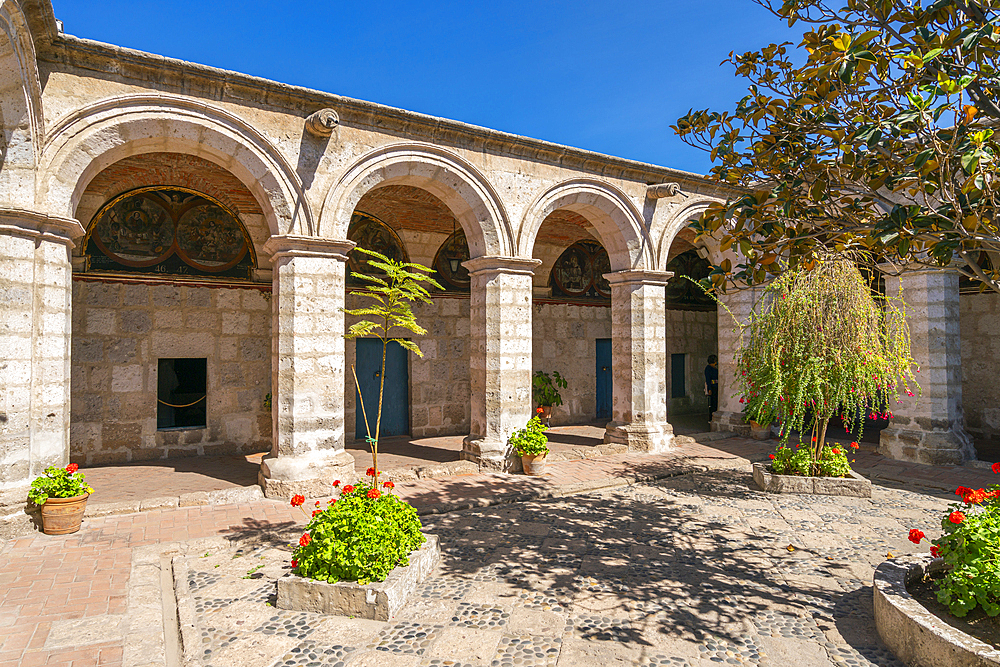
[518,178,652,273]
[322,143,514,258]
[36,94,308,236]
[0,0,43,210]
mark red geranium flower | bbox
[850,442,859,449]
[383,481,395,489]
[343,485,355,494]
[908,529,925,545]
[769,454,775,460]
[315,501,320,507]
[955,486,972,499]
[290,494,305,507]
[993,462,1000,474]
[291,559,298,568]
[333,479,340,487]
[832,448,841,455]
[929,545,940,558]
[366,467,376,477]
[949,511,966,525]
[367,488,381,499]
[536,407,544,414]
[811,437,817,442]
[312,510,321,517]
[66,463,79,473]
[299,532,311,547]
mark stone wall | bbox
[665,309,718,416]
[960,292,1000,446]
[70,280,272,464]
[532,303,611,425]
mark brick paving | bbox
[2,434,996,666]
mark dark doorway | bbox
[671,353,686,399]
[157,358,207,429]
[355,338,409,438]
[596,338,612,420]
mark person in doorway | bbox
[704,354,719,417]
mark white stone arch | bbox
[519,178,651,271]
[322,143,513,257]
[0,0,44,209]
[36,94,308,236]
[653,197,725,269]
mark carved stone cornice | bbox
[262,235,355,262]
[462,256,541,277]
[0,208,85,248]
[602,269,674,287]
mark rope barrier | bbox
[157,395,206,408]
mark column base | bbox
[0,486,38,539]
[878,425,976,466]
[461,436,520,473]
[603,421,673,453]
[710,411,751,437]
[259,449,356,499]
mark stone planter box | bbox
[874,555,1000,667]
[752,462,872,497]
[276,534,440,621]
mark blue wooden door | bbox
[596,338,612,420]
[356,339,409,438]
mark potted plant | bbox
[738,251,918,478]
[509,411,549,475]
[532,370,567,424]
[28,463,94,535]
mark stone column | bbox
[259,235,357,498]
[461,256,539,472]
[0,210,83,537]
[879,269,975,465]
[602,270,674,453]
[710,287,759,436]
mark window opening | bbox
[671,353,686,399]
[157,358,207,429]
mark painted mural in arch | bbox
[84,187,254,280]
[549,240,611,301]
[664,249,715,309]
[347,211,409,285]
[432,228,471,292]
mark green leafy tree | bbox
[673,0,1000,292]
[739,252,918,471]
[344,247,442,479]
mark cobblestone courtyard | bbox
[171,470,949,667]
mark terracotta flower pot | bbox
[749,421,770,440]
[521,454,548,476]
[538,406,552,426]
[40,494,89,535]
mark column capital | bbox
[462,255,541,277]
[877,260,963,277]
[0,208,85,248]
[603,269,674,287]
[263,235,355,262]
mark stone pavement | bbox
[0,435,992,667]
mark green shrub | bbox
[508,415,549,456]
[933,484,1000,617]
[532,371,567,407]
[291,480,425,585]
[28,464,93,505]
[770,443,853,478]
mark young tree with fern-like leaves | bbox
[343,247,442,481]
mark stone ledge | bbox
[874,555,1000,667]
[752,462,872,497]
[276,534,440,621]
[85,485,264,517]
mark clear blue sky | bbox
[51,1,798,175]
